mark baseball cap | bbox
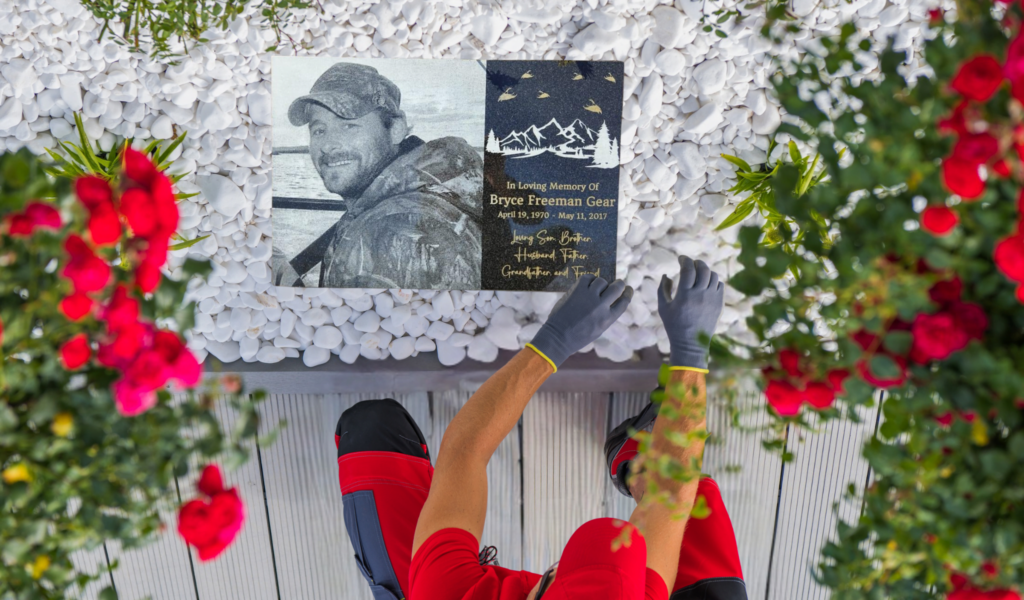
[540,518,649,600]
[288,63,402,126]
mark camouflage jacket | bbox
[321,135,483,289]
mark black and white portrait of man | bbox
[270,58,485,290]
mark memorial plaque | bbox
[270,57,623,291]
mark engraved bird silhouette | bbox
[572,73,584,80]
[537,90,550,99]
[521,70,534,79]
[604,73,616,82]
[583,99,602,114]
[498,88,516,102]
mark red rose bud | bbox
[60,333,92,370]
[5,213,34,236]
[921,205,959,236]
[951,55,1004,102]
[61,234,110,293]
[59,292,95,321]
[826,369,850,393]
[935,411,955,426]
[995,233,1024,283]
[942,159,985,200]
[952,133,1000,165]
[197,464,225,497]
[766,379,804,416]
[949,301,988,340]
[87,201,122,246]
[24,202,62,230]
[123,146,158,186]
[928,8,943,23]
[911,312,970,362]
[74,175,113,211]
[929,276,963,305]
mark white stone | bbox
[303,346,330,367]
[650,6,693,48]
[431,291,455,319]
[414,337,436,353]
[390,304,412,327]
[470,13,506,46]
[331,306,354,326]
[205,340,240,363]
[693,59,727,95]
[340,344,361,364]
[301,307,328,327]
[239,337,260,360]
[257,345,286,363]
[280,309,297,338]
[436,339,466,367]
[198,101,231,132]
[389,336,416,360]
[404,315,429,337]
[684,103,723,136]
[0,99,22,132]
[468,336,499,362]
[484,307,521,350]
[426,320,455,341]
[573,23,622,55]
[248,91,271,126]
[313,326,343,348]
[654,49,686,76]
[752,103,782,135]
[671,142,707,180]
[354,311,381,333]
[196,174,247,219]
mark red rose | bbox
[952,133,999,165]
[123,147,158,186]
[153,330,202,388]
[911,312,969,362]
[135,259,163,293]
[935,411,955,426]
[1017,284,1024,304]
[982,561,998,577]
[951,55,1004,102]
[101,285,140,332]
[778,348,804,378]
[993,159,1012,178]
[119,188,157,237]
[851,330,880,351]
[87,201,122,246]
[766,379,804,416]
[942,159,985,199]
[60,334,92,370]
[1006,33,1024,85]
[61,235,110,293]
[921,206,959,235]
[856,354,908,388]
[994,233,1024,282]
[150,172,179,239]
[928,8,943,23]
[74,175,113,211]
[124,349,171,391]
[177,467,245,562]
[98,321,153,369]
[5,213,34,236]
[24,202,62,230]
[826,369,850,393]
[938,101,969,136]
[949,301,988,340]
[59,292,94,321]
[803,382,836,410]
[929,276,962,305]
[112,378,158,416]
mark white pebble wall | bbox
[0,0,938,366]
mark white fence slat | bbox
[428,389,523,570]
[68,546,113,600]
[522,392,610,574]
[105,511,197,600]
[768,404,878,600]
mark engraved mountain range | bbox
[486,117,619,168]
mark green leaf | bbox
[715,200,757,231]
[882,331,913,355]
[788,140,802,164]
[99,586,118,600]
[691,494,711,519]
[168,234,211,251]
[869,355,900,379]
[155,132,187,165]
[720,153,753,172]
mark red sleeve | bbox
[410,527,541,600]
[645,568,669,600]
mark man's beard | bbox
[317,150,372,198]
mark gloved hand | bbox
[528,275,633,372]
[658,256,725,372]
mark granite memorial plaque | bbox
[270,57,623,291]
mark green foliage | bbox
[80,0,320,59]
[0,149,266,598]
[709,2,1024,597]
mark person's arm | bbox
[628,256,724,592]
[628,369,707,593]
[412,275,633,557]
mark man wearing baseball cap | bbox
[285,62,483,289]
[334,256,747,600]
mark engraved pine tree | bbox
[486,129,501,154]
[590,121,617,168]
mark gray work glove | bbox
[658,256,725,371]
[528,275,633,371]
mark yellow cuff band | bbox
[525,343,558,373]
[668,365,709,374]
